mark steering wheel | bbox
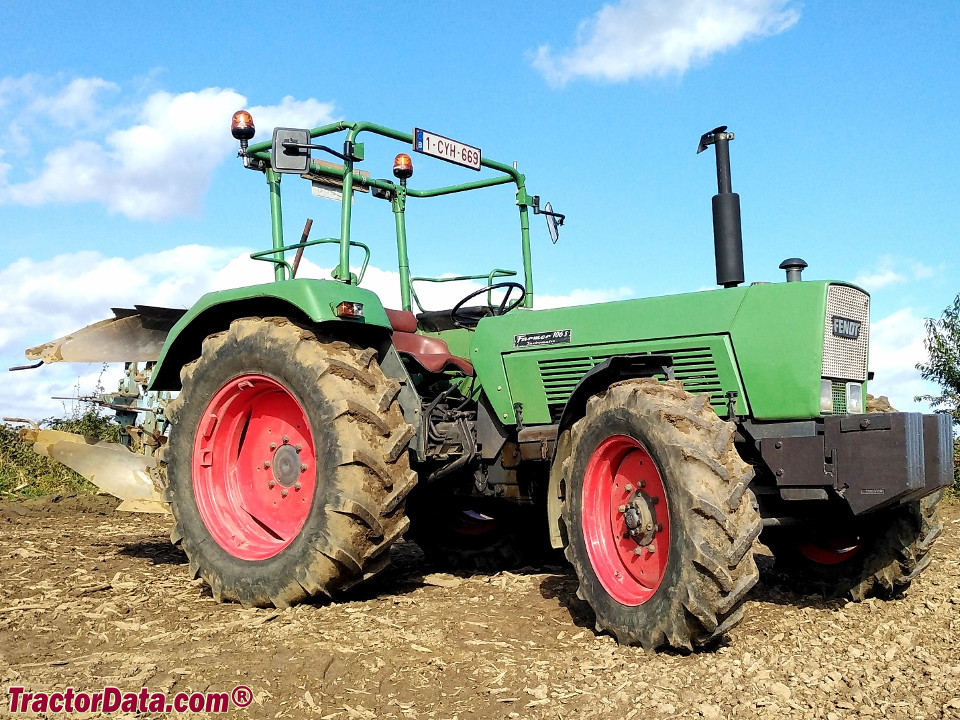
[451,282,527,329]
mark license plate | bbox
[413,128,481,171]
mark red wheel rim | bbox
[796,535,863,565]
[192,374,317,560]
[581,435,670,605]
[444,510,498,537]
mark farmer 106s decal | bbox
[14,115,953,650]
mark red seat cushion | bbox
[384,308,473,375]
[385,308,418,333]
[390,331,474,375]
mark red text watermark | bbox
[7,685,253,714]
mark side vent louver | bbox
[538,348,724,421]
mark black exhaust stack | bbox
[698,126,744,288]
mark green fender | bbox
[148,279,392,391]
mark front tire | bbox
[766,491,943,600]
[165,317,416,607]
[561,379,761,650]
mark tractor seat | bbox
[385,309,474,375]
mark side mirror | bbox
[544,202,560,243]
[271,128,311,174]
[532,196,564,244]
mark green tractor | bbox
[16,115,952,651]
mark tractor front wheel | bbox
[765,491,943,600]
[164,317,416,607]
[561,379,761,650]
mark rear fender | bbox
[149,279,392,390]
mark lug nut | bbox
[268,480,275,489]
[294,482,302,491]
[648,544,656,553]
[282,435,289,444]
[656,523,663,532]
[624,483,634,492]
[639,480,646,488]
[295,444,302,453]
[633,547,644,556]
[651,497,659,505]
[263,461,271,469]
[281,489,289,498]
[300,464,308,473]
[269,442,276,450]
[617,504,627,513]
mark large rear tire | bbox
[164,317,416,607]
[561,379,761,650]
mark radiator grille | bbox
[823,284,869,381]
[538,348,724,421]
[832,381,847,414]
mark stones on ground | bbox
[2,495,960,718]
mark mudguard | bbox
[148,278,392,390]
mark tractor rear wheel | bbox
[561,379,761,650]
[164,317,416,607]
[766,491,943,600]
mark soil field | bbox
[2,495,960,719]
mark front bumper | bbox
[757,412,953,515]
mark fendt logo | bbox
[832,316,861,340]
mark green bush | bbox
[0,410,120,498]
[954,437,960,496]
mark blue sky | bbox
[1,0,957,420]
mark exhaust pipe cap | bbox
[779,257,808,282]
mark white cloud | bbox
[1,245,644,420]
[0,78,336,220]
[537,286,634,308]
[0,75,122,153]
[854,255,937,291]
[532,0,800,86]
[31,77,120,128]
[868,307,939,413]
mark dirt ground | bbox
[2,495,960,719]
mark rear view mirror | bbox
[544,202,560,243]
[272,128,311,174]
[531,195,564,244]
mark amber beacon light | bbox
[393,153,413,182]
[231,110,256,151]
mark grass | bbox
[0,411,120,498]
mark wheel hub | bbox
[622,492,659,546]
[272,443,302,488]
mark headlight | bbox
[846,382,863,414]
[820,379,834,413]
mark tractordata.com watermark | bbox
[7,685,253,714]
